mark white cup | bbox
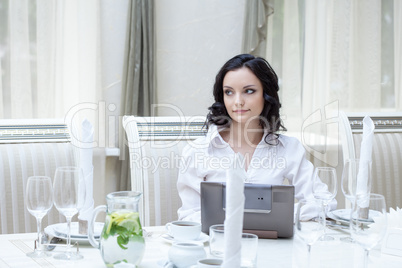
[168,241,206,268]
[165,220,201,241]
[197,258,223,267]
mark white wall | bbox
[95,0,130,206]
[101,0,129,147]
[155,0,245,116]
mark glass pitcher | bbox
[88,191,145,267]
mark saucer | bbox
[157,260,197,268]
[161,232,209,244]
[45,222,104,244]
[331,209,352,222]
[327,211,349,225]
[331,209,378,222]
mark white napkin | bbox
[380,207,402,257]
[222,153,246,268]
[78,119,94,230]
[386,207,402,228]
[356,116,375,207]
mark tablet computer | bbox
[200,182,295,238]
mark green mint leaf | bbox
[117,235,128,250]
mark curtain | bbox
[0,0,101,120]
[243,0,400,168]
[396,0,402,109]
[259,0,401,128]
[242,0,274,57]
[119,0,155,190]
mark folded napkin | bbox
[356,116,375,208]
[386,207,402,228]
[222,153,246,268]
[78,119,94,234]
[370,207,402,257]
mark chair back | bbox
[122,116,206,226]
[340,111,402,209]
[0,119,77,234]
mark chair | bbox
[339,111,402,210]
[122,116,206,226]
[0,119,78,234]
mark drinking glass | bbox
[25,176,53,258]
[295,199,324,256]
[312,167,337,241]
[350,193,387,268]
[341,159,372,206]
[53,166,86,260]
[209,224,258,267]
[341,159,372,242]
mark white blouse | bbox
[177,124,336,222]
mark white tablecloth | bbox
[0,226,401,267]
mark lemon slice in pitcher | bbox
[119,218,141,234]
[105,212,140,235]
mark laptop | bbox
[200,182,295,238]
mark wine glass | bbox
[342,159,372,206]
[312,167,337,241]
[341,159,372,242]
[295,199,325,254]
[350,193,387,268]
[25,176,53,258]
[53,166,86,260]
[295,199,324,268]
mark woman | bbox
[177,54,335,222]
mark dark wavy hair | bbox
[206,54,286,144]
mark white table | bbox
[0,226,401,267]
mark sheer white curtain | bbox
[263,0,401,169]
[0,0,101,120]
[266,0,401,132]
[396,0,402,109]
